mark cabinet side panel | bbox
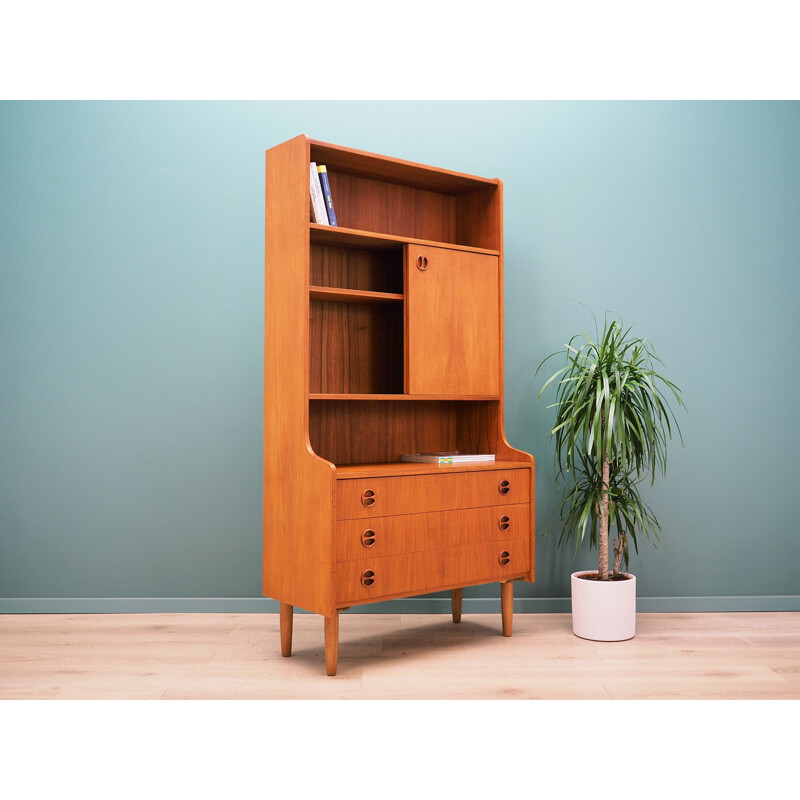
[490,179,535,582]
[264,136,334,616]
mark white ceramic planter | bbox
[571,571,636,641]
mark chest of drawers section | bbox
[333,467,531,606]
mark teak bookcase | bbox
[264,135,535,675]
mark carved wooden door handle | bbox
[361,569,376,587]
[361,529,376,547]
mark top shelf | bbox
[309,224,500,257]
[310,139,499,195]
[307,136,502,252]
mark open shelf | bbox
[310,240,402,294]
[308,398,498,465]
[309,286,403,304]
[309,301,403,395]
[310,139,498,194]
[309,139,502,251]
[309,236,404,394]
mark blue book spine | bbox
[316,165,338,226]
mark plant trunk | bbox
[613,530,627,575]
[598,458,610,580]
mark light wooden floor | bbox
[1,611,798,699]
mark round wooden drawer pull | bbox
[499,515,511,532]
[361,529,376,547]
[361,489,376,507]
[416,255,429,271]
[498,480,511,496]
[498,550,511,567]
[361,569,376,587]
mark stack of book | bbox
[400,451,496,465]
[309,162,337,226]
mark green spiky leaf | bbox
[536,311,685,578]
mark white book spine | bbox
[309,161,329,225]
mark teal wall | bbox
[2,101,799,612]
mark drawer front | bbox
[334,504,530,562]
[335,539,529,604]
[336,468,530,520]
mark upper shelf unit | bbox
[309,139,502,252]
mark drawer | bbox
[334,504,530,562]
[335,539,529,604]
[336,467,530,520]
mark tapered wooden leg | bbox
[501,581,513,637]
[451,589,463,623]
[279,603,293,657]
[325,612,339,676]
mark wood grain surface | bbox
[406,245,500,396]
[2,612,798,699]
[336,468,531,520]
[309,401,501,465]
[263,135,336,618]
[334,504,530,562]
[334,541,529,605]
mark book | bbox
[400,451,496,465]
[316,164,338,226]
[309,161,329,225]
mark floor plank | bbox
[1,612,798,699]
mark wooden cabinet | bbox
[263,136,535,675]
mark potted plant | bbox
[537,313,685,641]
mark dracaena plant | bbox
[537,314,685,580]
